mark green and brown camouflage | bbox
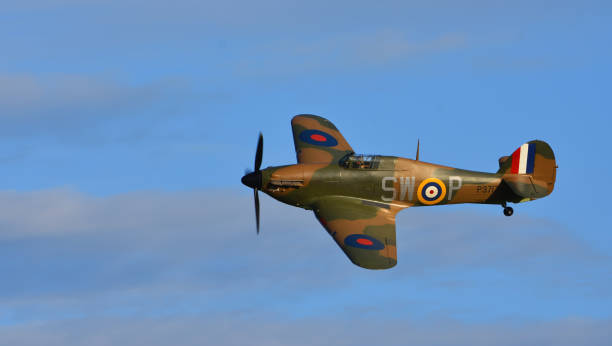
[241,114,557,270]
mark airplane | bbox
[241,114,557,270]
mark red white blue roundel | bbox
[344,234,385,250]
[423,183,441,200]
[299,129,338,147]
[417,178,447,205]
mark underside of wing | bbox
[313,197,400,270]
[291,114,353,164]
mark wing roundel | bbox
[291,114,353,164]
[313,196,400,270]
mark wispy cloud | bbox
[1,315,611,346]
[0,188,607,294]
[0,74,188,137]
[0,188,610,345]
[234,30,468,76]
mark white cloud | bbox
[234,30,468,76]
[1,315,611,346]
[0,75,157,117]
[0,187,609,346]
[0,74,189,138]
[0,188,604,289]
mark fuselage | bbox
[260,155,504,210]
[240,115,556,268]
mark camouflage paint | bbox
[245,114,557,270]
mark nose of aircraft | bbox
[241,171,262,190]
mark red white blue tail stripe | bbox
[511,143,536,174]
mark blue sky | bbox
[1,1,611,344]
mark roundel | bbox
[299,129,338,147]
[344,234,385,250]
[417,178,447,205]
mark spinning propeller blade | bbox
[241,133,264,234]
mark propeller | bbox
[241,133,263,234]
[255,132,263,172]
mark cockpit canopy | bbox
[340,154,380,170]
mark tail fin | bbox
[497,140,556,201]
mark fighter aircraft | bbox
[241,114,556,269]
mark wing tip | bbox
[352,258,397,270]
[292,114,338,130]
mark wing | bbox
[291,114,353,164]
[313,197,400,269]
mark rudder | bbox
[497,140,556,201]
